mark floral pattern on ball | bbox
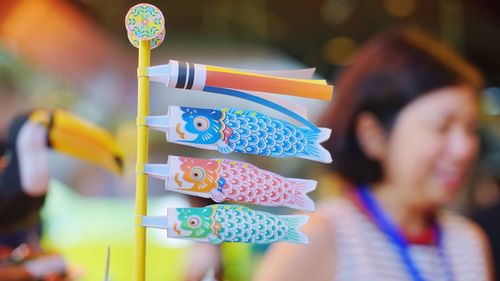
[128,27,165,49]
[125,3,164,40]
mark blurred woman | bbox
[255,27,493,281]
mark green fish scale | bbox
[214,207,289,243]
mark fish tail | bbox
[302,127,332,163]
[317,127,332,142]
[284,179,317,211]
[282,215,309,244]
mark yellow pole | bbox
[134,39,151,281]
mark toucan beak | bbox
[29,109,124,174]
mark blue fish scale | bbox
[214,207,288,243]
[222,110,312,158]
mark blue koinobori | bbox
[146,106,333,163]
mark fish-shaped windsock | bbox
[142,204,309,244]
[146,106,332,163]
[145,156,316,211]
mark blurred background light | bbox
[321,0,358,25]
[383,0,417,17]
[324,36,357,66]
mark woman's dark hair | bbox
[321,27,483,185]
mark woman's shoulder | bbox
[315,195,366,227]
[439,210,490,253]
[316,196,357,216]
[439,211,491,256]
[439,211,494,280]
[440,211,488,240]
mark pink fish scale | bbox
[215,160,306,208]
[255,188,264,196]
[221,170,232,179]
[236,194,248,201]
[248,181,257,189]
[256,177,266,185]
[240,173,250,182]
[248,167,260,176]
[230,168,239,177]
[247,190,256,200]
[237,166,248,174]
[281,192,291,202]
[230,178,241,186]
[259,194,270,202]
[262,173,273,181]
[271,177,283,186]
[262,183,273,192]
[221,183,231,192]
[238,184,248,194]
[250,175,259,186]
[271,190,283,203]
[227,188,239,196]
[283,182,292,189]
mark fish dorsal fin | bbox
[210,204,250,212]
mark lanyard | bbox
[357,185,454,281]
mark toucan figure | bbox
[0,109,123,280]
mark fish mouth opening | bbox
[174,172,183,187]
[176,123,185,139]
[173,222,182,235]
[173,172,197,191]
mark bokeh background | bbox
[1,0,499,280]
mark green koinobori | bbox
[141,204,309,244]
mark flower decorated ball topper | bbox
[125,3,165,41]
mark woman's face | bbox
[384,85,479,208]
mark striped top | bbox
[319,197,489,281]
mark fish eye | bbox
[190,167,205,182]
[188,216,201,228]
[193,116,210,132]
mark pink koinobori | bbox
[145,156,316,211]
